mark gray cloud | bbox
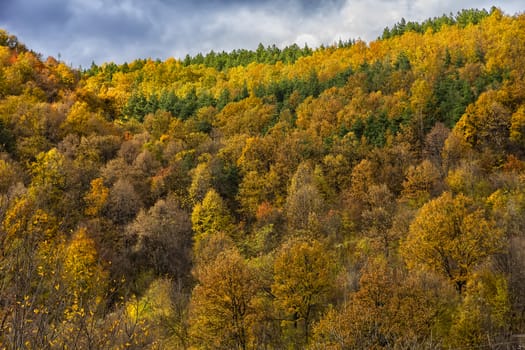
[0,0,522,67]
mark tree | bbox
[28,148,68,213]
[423,122,450,171]
[143,110,173,140]
[487,185,525,331]
[454,90,512,153]
[285,162,324,232]
[295,88,345,140]
[510,105,525,148]
[188,160,212,205]
[84,177,109,217]
[103,178,142,225]
[0,118,15,154]
[401,192,505,293]
[189,248,258,350]
[61,101,110,137]
[237,168,281,221]
[312,258,454,349]
[214,96,276,137]
[62,227,107,298]
[272,237,336,346]
[126,194,192,280]
[0,197,66,349]
[321,153,352,193]
[409,78,434,148]
[401,159,442,208]
[343,158,377,231]
[361,183,397,256]
[448,270,510,348]
[311,257,397,350]
[191,189,235,256]
[445,159,491,198]
[0,158,18,194]
[57,227,110,348]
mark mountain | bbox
[1,7,525,348]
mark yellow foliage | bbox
[62,100,110,136]
[63,227,108,299]
[0,46,10,66]
[401,192,505,293]
[448,270,510,348]
[189,248,258,349]
[401,159,441,207]
[55,62,75,86]
[84,177,109,216]
[510,105,525,145]
[0,159,17,193]
[215,96,276,137]
[454,90,511,150]
[272,237,336,344]
[191,189,235,257]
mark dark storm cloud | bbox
[161,0,346,13]
[0,0,71,25]
[0,0,522,67]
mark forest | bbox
[1,7,525,349]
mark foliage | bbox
[181,43,314,70]
[189,247,258,349]
[381,8,491,39]
[401,192,505,293]
[1,8,525,347]
[272,237,337,345]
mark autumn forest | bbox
[1,7,525,349]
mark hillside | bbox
[1,7,525,349]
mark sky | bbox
[0,0,523,68]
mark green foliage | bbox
[182,43,314,70]
[433,72,474,127]
[381,8,490,39]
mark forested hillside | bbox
[1,7,525,349]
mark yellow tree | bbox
[401,159,442,208]
[61,101,110,137]
[189,247,258,350]
[454,90,511,153]
[311,258,454,349]
[401,192,505,293]
[272,237,336,346]
[285,162,324,232]
[295,87,345,140]
[0,158,18,193]
[215,96,276,137]
[84,177,109,217]
[237,168,280,221]
[510,105,525,147]
[448,270,510,349]
[29,148,68,214]
[62,227,108,302]
[57,227,110,348]
[188,158,212,206]
[191,189,235,257]
[343,158,377,232]
[410,78,434,147]
[0,196,66,348]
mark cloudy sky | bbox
[0,0,523,68]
